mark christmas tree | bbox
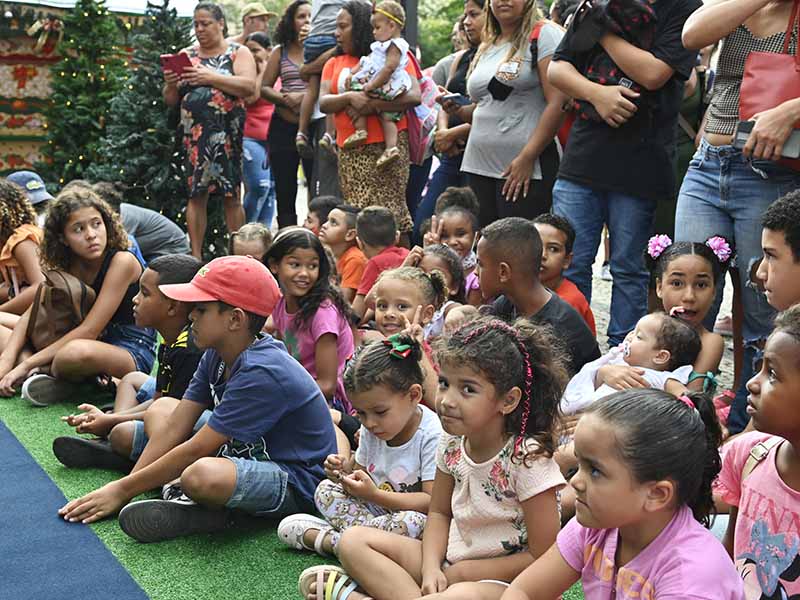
[38,0,125,185]
[89,0,228,258]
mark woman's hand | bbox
[743,107,797,161]
[501,153,535,202]
[561,412,583,439]
[346,91,375,118]
[180,64,219,87]
[0,363,28,396]
[434,128,456,154]
[596,364,649,390]
[163,69,180,88]
[282,91,304,111]
[421,566,449,595]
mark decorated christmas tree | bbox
[89,0,228,258]
[38,0,125,185]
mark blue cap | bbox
[6,170,54,205]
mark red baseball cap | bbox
[159,255,281,317]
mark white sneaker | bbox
[277,513,333,556]
[600,263,613,281]
[22,374,76,407]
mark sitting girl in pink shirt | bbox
[716,304,800,600]
[502,389,743,600]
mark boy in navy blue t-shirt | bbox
[58,256,337,542]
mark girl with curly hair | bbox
[260,0,314,228]
[0,178,45,316]
[300,316,569,600]
[0,187,157,406]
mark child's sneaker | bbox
[22,374,78,407]
[278,513,334,556]
[52,436,134,472]
[118,496,230,543]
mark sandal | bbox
[277,513,334,556]
[342,130,368,150]
[376,147,400,169]
[298,565,369,600]
[296,132,314,159]
[319,132,337,155]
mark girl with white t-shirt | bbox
[279,334,442,558]
[502,389,743,600]
[299,316,568,600]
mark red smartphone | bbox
[160,53,193,76]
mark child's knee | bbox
[314,478,344,512]
[108,422,136,456]
[180,457,231,500]
[142,396,179,436]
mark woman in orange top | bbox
[319,0,421,242]
[0,179,45,317]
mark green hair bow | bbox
[384,334,412,359]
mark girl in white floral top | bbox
[299,316,568,600]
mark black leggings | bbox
[267,114,314,227]
[468,141,560,227]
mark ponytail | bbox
[344,334,425,396]
[588,389,722,527]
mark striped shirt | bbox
[280,47,307,92]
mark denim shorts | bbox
[225,457,305,517]
[303,34,337,63]
[130,409,212,460]
[102,322,157,374]
[135,375,157,404]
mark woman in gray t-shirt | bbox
[449,0,566,226]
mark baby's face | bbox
[371,13,397,42]
[623,314,666,371]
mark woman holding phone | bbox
[162,2,256,258]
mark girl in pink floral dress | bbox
[299,316,567,600]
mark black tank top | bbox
[91,249,141,326]
[447,47,477,129]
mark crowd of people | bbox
[1,0,800,596]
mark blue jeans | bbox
[134,375,157,404]
[242,137,276,226]
[406,155,433,227]
[675,139,800,432]
[553,179,656,347]
[413,154,467,245]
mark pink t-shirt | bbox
[557,506,743,600]
[271,298,355,413]
[716,431,800,600]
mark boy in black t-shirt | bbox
[54,254,204,471]
[547,0,701,348]
[477,217,600,375]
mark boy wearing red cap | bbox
[58,256,337,542]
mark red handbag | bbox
[738,0,800,171]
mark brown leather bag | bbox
[25,270,96,351]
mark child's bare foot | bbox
[376,146,400,169]
[298,566,371,600]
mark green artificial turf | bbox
[1,396,584,600]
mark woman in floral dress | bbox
[162,2,256,258]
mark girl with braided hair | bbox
[298,315,568,600]
[0,178,44,317]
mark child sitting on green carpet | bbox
[58,256,338,543]
[54,254,204,472]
